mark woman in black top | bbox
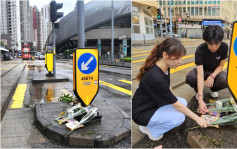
[132,38,209,141]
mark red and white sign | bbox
[179,17,181,22]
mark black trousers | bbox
[186,68,228,92]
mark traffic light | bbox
[50,1,63,22]
[157,8,161,19]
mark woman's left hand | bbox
[205,76,214,88]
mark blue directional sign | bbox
[78,53,97,74]
[234,37,237,56]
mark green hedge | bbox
[120,57,131,62]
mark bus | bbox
[22,44,31,60]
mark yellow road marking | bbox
[99,80,131,95]
[1,68,10,70]
[170,61,228,74]
[223,62,228,69]
[132,49,144,51]
[132,55,194,63]
[132,54,149,58]
[132,50,151,54]
[170,62,195,74]
[118,80,132,84]
[10,84,27,109]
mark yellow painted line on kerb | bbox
[118,80,132,84]
[132,55,194,64]
[10,84,27,109]
[99,80,131,95]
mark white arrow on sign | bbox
[81,56,94,71]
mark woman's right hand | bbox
[196,117,209,128]
[198,100,209,114]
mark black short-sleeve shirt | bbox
[195,42,228,72]
[132,65,178,126]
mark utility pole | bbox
[169,0,173,36]
[77,0,85,48]
[164,0,168,37]
[50,0,63,77]
[111,0,114,64]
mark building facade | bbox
[20,0,33,43]
[157,0,237,38]
[132,1,158,40]
[41,5,52,53]
[1,0,21,51]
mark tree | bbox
[0,41,5,47]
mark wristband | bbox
[210,74,215,79]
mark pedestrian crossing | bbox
[132,48,229,75]
[100,79,131,95]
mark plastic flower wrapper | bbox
[210,112,237,125]
[58,106,87,124]
[66,106,98,135]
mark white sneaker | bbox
[139,125,163,141]
[210,91,218,98]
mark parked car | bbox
[35,55,40,59]
[162,32,179,38]
[4,52,11,60]
[39,55,45,60]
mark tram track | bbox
[1,61,27,120]
[1,60,24,78]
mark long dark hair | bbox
[136,38,186,81]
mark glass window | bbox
[191,0,195,4]
[212,0,216,4]
[132,6,138,12]
[199,7,202,15]
[208,0,212,4]
[195,7,198,15]
[119,20,126,28]
[204,7,208,16]
[212,7,215,16]
[204,0,207,4]
[133,25,140,33]
[217,0,220,4]
[208,7,211,15]
[191,7,194,15]
[132,16,139,24]
[216,7,220,16]
[145,18,149,25]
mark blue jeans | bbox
[146,97,188,138]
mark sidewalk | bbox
[35,100,130,147]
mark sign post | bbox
[73,49,99,106]
[227,21,237,103]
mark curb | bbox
[99,69,131,76]
[34,102,131,147]
[32,77,69,83]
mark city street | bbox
[1,59,131,148]
[132,38,236,148]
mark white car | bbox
[163,32,179,38]
[39,55,45,60]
